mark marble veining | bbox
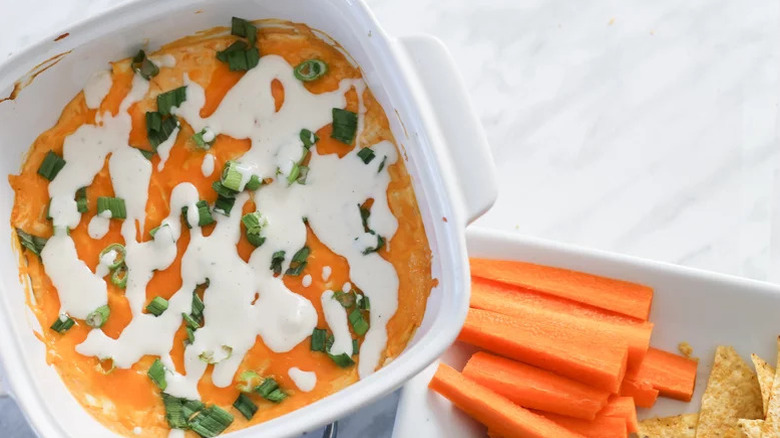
[1,0,779,436]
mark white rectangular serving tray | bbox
[392,226,780,437]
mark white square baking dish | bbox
[0,0,497,436]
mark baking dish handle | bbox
[397,35,498,224]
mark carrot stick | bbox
[600,396,638,433]
[458,307,629,393]
[619,377,659,408]
[462,351,610,420]
[470,258,653,320]
[626,347,698,401]
[470,276,653,370]
[428,363,585,438]
[540,412,628,438]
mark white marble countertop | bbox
[1,0,779,436]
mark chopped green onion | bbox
[270,250,285,275]
[185,326,195,345]
[242,212,267,247]
[97,197,127,219]
[232,393,257,420]
[195,200,215,227]
[157,86,187,116]
[198,345,233,364]
[377,155,388,173]
[220,161,245,191]
[358,295,371,311]
[111,263,128,288]
[214,195,236,216]
[216,41,260,72]
[348,308,369,336]
[182,399,206,420]
[237,370,262,393]
[212,181,238,198]
[76,187,88,213]
[311,328,327,352]
[333,290,356,308]
[189,405,234,437]
[353,338,359,355]
[285,246,310,276]
[231,17,257,46]
[50,314,75,334]
[131,50,159,80]
[148,358,167,390]
[357,147,375,164]
[296,165,310,185]
[192,128,216,149]
[37,150,66,181]
[191,292,205,324]
[99,243,126,270]
[328,352,355,368]
[146,296,169,316]
[16,228,47,256]
[331,108,358,145]
[182,312,201,330]
[254,378,287,403]
[146,111,179,149]
[162,394,188,429]
[293,59,328,82]
[245,174,262,191]
[181,206,192,229]
[300,129,319,149]
[363,234,385,255]
[359,204,371,231]
[149,223,170,239]
[286,162,301,185]
[86,305,110,328]
[132,146,156,160]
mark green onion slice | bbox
[296,165,309,185]
[254,378,287,403]
[377,155,388,173]
[185,326,195,345]
[157,86,187,116]
[221,161,247,191]
[348,308,369,336]
[16,228,48,256]
[357,147,375,164]
[149,223,170,240]
[192,128,216,149]
[182,312,201,330]
[148,358,167,390]
[245,174,263,191]
[311,328,327,352]
[37,150,66,181]
[231,17,257,46]
[328,352,355,368]
[359,204,371,231]
[146,111,179,149]
[50,314,75,334]
[232,393,258,420]
[242,212,267,247]
[300,129,319,149]
[97,197,127,220]
[216,41,260,72]
[99,243,126,270]
[270,250,285,275]
[189,405,234,437]
[76,187,88,213]
[111,263,128,289]
[191,291,205,324]
[236,370,262,393]
[196,200,215,227]
[363,234,386,255]
[353,338,359,355]
[86,305,110,328]
[358,294,371,311]
[131,50,160,80]
[146,296,169,316]
[285,246,310,276]
[213,195,236,216]
[331,108,358,145]
[162,394,204,430]
[333,290,356,308]
[294,59,328,82]
[212,181,238,199]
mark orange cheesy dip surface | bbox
[9,18,433,437]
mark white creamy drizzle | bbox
[288,367,317,392]
[87,211,111,239]
[342,282,352,292]
[168,430,185,438]
[83,70,112,109]
[201,153,215,177]
[322,266,332,281]
[302,274,312,287]
[43,53,401,402]
[320,290,353,356]
[95,249,117,278]
[155,126,180,171]
[150,54,176,69]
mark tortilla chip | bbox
[695,346,763,437]
[762,337,780,435]
[638,413,698,437]
[737,419,763,438]
[751,353,775,416]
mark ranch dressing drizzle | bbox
[45,53,400,400]
[201,153,215,177]
[288,367,317,392]
[83,70,112,109]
